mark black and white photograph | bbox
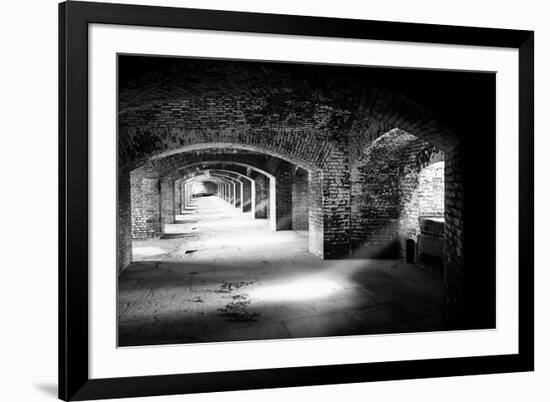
[117,55,496,347]
[1,0,544,401]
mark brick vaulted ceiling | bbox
[118,56,494,170]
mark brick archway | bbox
[175,169,257,215]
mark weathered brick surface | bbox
[322,133,351,259]
[241,176,253,213]
[350,131,403,257]
[250,170,269,219]
[174,179,182,213]
[130,163,161,240]
[223,181,232,205]
[292,168,309,231]
[151,150,290,177]
[160,175,176,227]
[350,129,444,261]
[219,182,227,202]
[118,170,132,273]
[308,170,324,257]
[267,158,293,231]
[234,179,243,209]
[118,59,454,261]
[397,145,444,263]
[443,147,464,325]
[226,180,235,205]
[119,59,456,172]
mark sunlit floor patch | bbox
[250,277,340,302]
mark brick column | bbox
[273,161,293,231]
[184,182,192,208]
[322,143,351,259]
[118,169,132,273]
[292,168,309,230]
[444,146,465,328]
[233,179,242,209]
[242,177,254,213]
[160,176,175,229]
[228,181,235,205]
[174,178,182,215]
[308,170,324,257]
[180,181,186,212]
[130,165,161,240]
[222,183,228,202]
[251,171,269,219]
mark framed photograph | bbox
[59,1,534,400]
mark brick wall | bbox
[308,170,324,257]
[118,59,456,172]
[419,162,445,215]
[221,181,228,204]
[118,170,132,273]
[174,179,182,214]
[350,132,402,258]
[118,57,463,267]
[224,182,232,204]
[444,147,464,325]
[241,177,253,213]
[269,159,293,231]
[322,134,351,259]
[130,163,161,240]
[160,176,175,227]
[292,168,309,230]
[397,145,445,262]
[233,179,242,209]
[350,129,445,261]
[227,181,235,205]
[250,170,269,219]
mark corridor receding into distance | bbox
[119,186,443,346]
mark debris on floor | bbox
[218,299,260,322]
[219,281,255,292]
[213,281,260,321]
[187,296,204,303]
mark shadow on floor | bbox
[34,383,57,398]
[118,258,444,347]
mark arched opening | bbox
[350,128,446,269]
[410,160,445,270]
[128,147,324,260]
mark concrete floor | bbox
[119,196,444,347]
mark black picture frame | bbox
[59,1,534,400]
